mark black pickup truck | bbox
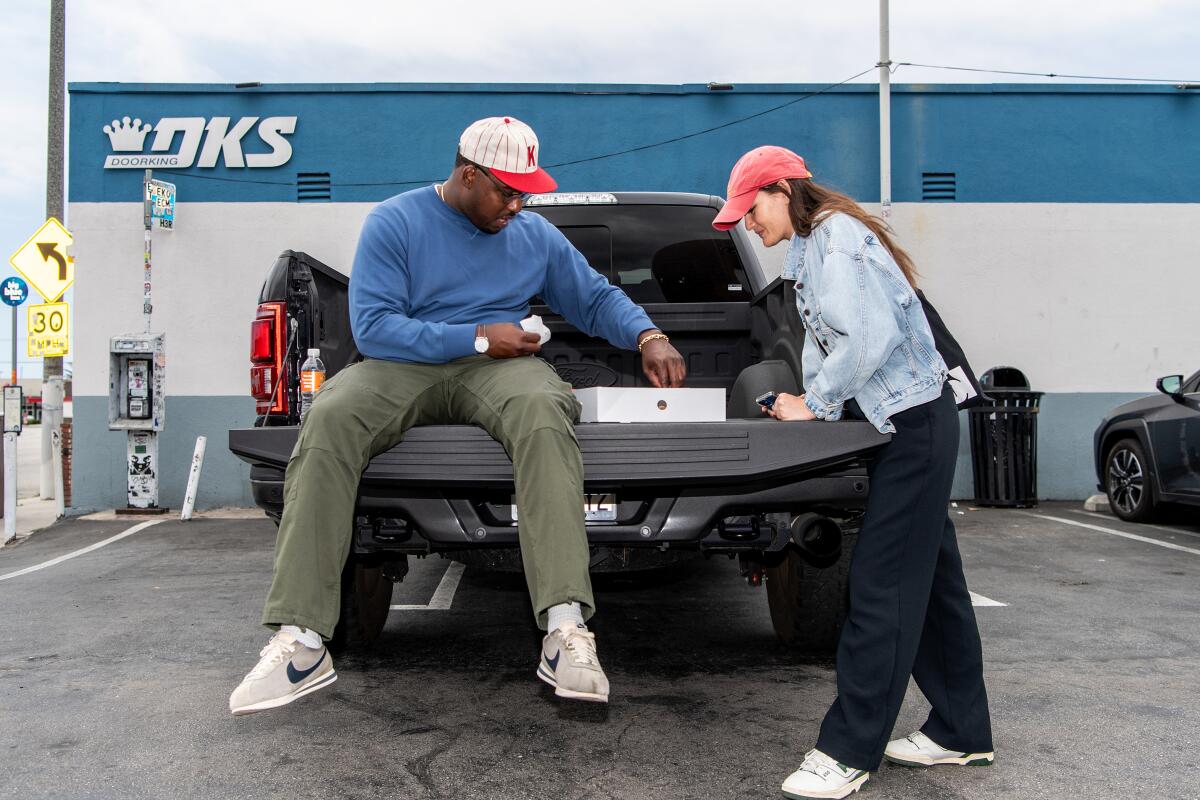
[229,192,888,653]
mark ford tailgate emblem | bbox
[553,363,620,389]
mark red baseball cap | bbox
[459,116,558,194]
[712,146,813,230]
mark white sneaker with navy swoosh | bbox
[781,749,869,799]
[537,622,609,703]
[229,630,337,715]
[884,731,994,767]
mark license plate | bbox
[512,494,617,522]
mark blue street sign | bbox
[1,276,29,307]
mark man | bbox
[230,116,686,714]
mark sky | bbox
[1,0,1197,378]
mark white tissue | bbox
[520,314,551,345]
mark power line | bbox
[153,171,293,186]
[542,66,878,169]
[894,61,1200,84]
[154,66,878,190]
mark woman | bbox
[713,146,993,800]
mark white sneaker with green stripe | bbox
[884,731,994,767]
[781,749,869,799]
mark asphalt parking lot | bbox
[1,502,1198,800]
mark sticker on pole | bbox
[8,218,74,302]
[1,276,29,307]
[3,385,22,434]
[27,301,70,358]
[146,179,176,230]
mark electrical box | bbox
[108,333,166,432]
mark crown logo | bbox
[103,116,153,152]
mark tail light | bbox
[250,301,288,416]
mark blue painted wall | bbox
[951,393,1145,501]
[71,396,257,513]
[70,83,1200,205]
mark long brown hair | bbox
[762,179,919,287]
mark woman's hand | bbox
[765,392,817,421]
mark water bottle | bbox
[299,348,325,423]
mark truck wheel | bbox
[764,532,855,655]
[328,557,394,654]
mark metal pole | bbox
[879,0,892,222]
[144,170,153,334]
[44,376,63,508]
[3,434,15,544]
[52,426,64,518]
[9,307,15,386]
[180,436,207,521]
[41,0,65,500]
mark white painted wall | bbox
[70,202,374,397]
[891,203,1199,393]
[70,201,1199,400]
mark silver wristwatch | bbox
[474,325,489,354]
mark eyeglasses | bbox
[475,164,531,205]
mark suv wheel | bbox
[764,532,854,656]
[1105,439,1155,522]
[328,556,395,654]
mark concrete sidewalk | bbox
[1,424,68,546]
[0,497,62,545]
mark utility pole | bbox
[42,0,66,500]
[879,0,892,222]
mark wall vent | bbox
[297,172,331,202]
[921,172,956,201]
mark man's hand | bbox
[766,392,817,421]
[484,323,542,358]
[639,331,686,388]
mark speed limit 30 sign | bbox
[28,301,69,357]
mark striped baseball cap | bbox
[459,116,558,194]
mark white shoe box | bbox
[575,387,726,423]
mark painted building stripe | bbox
[391,561,466,611]
[0,520,165,582]
[970,592,1007,607]
[1021,512,1200,557]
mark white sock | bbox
[546,602,585,632]
[280,624,322,649]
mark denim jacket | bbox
[782,212,947,434]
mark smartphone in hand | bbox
[755,391,778,410]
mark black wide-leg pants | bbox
[815,386,993,770]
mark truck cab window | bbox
[533,205,750,304]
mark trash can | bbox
[968,366,1043,507]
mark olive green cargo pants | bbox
[261,356,593,639]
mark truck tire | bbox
[328,557,394,654]
[764,532,855,655]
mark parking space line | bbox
[0,520,165,583]
[1065,510,1200,542]
[969,592,1006,607]
[1021,512,1200,556]
[390,561,466,611]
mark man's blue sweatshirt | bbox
[349,186,654,364]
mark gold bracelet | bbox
[638,332,670,352]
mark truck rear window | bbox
[529,205,750,304]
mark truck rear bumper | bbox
[248,463,869,548]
